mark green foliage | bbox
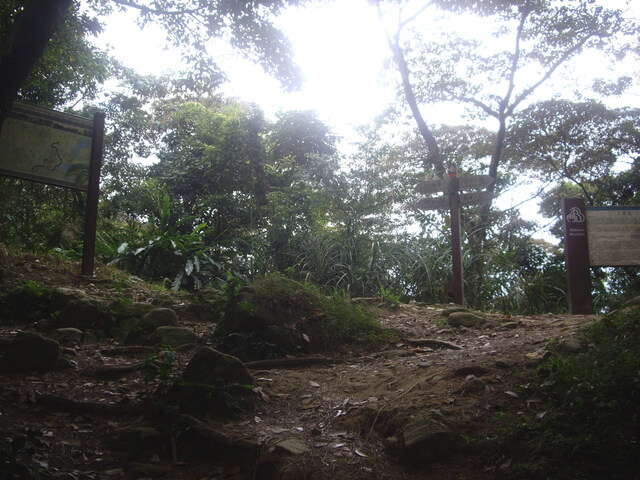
[220,271,245,306]
[219,275,389,352]
[87,0,307,93]
[506,101,640,205]
[0,178,85,253]
[320,288,389,346]
[103,195,221,290]
[379,285,402,307]
[0,280,56,325]
[143,345,178,384]
[1,0,109,109]
[21,280,47,298]
[508,303,640,478]
[150,100,268,239]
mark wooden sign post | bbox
[415,167,495,305]
[561,198,593,314]
[81,112,106,276]
[0,102,105,276]
[562,198,640,314]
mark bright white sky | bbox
[93,0,639,238]
[95,0,396,143]
[94,0,639,139]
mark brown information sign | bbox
[561,198,593,314]
[0,102,105,276]
[586,207,640,266]
[0,102,93,190]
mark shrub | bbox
[507,299,640,478]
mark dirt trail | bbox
[0,291,597,479]
[0,254,599,479]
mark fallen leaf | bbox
[61,439,82,446]
[355,449,368,457]
[309,381,320,388]
[269,427,289,434]
[505,391,519,398]
[525,349,550,361]
[253,387,270,402]
[103,468,125,476]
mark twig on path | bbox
[245,356,334,369]
[405,338,463,350]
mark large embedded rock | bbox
[149,326,197,348]
[0,332,60,373]
[440,306,469,317]
[554,336,584,355]
[55,327,84,346]
[214,276,374,360]
[274,438,309,456]
[58,298,105,331]
[50,287,89,310]
[107,300,155,320]
[181,347,253,386]
[166,347,254,416]
[394,418,457,465]
[0,282,68,325]
[447,311,486,328]
[124,308,179,345]
[106,301,155,341]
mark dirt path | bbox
[0,291,597,479]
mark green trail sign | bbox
[0,102,105,276]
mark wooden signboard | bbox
[0,102,94,190]
[416,174,494,195]
[562,199,640,314]
[414,170,495,305]
[586,207,640,266]
[0,102,105,276]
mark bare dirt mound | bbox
[0,253,598,479]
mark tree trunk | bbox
[0,0,73,133]
[390,40,446,177]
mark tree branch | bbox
[502,4,532,115]
[507,34,596,117]
[503,180,555,212]
[377,1,445,176]
[110,0,199,16]
[454,95,499,118]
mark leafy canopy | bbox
[86,0,309,92]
